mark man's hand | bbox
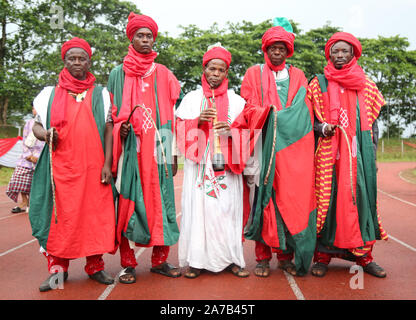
[198,108,217,125]
[120,122,131,140]
[45,128,59,151]
[213,121,231,136]
[26,156,38,164]
[324,124,337,137]
[101,164,112,184]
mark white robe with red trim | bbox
[176,88,246,272]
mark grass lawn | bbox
[377,138,416,162]
[0,166,14,186]
[0,127,19,186]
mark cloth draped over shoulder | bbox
[107,54,181,249]
[229,64,317,275]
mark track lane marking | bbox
[0,239,36,257]
[0,212,27,221]
[398,170,416,185]
[378,188,416,207]
[283,271,305,300]
[388,234,416,252]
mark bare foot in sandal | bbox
[311,262,328,277]
[278,260,297,276]
[227,264,250,278]
[150,262,181,278]
[254,259,270,277]
[184,267,201,279]
[119,267,136,284]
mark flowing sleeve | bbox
[33,86,54,129]
[175,90,207,163]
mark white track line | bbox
[378,188,416,208]
[398,170,416,185]
[283,271,305,300]
[377,189,416,252]
[97,212,182,300]
[0,239,36,258]
[0,212,26,221]
[388,234,416,252]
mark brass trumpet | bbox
[211,89,225,171]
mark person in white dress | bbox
[175,44,249,278]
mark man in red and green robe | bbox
[107,13,181,283]
[229,18,317,277]
[31,38,116,291]
[307,32,388,278]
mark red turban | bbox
[61,37,92,60]
[126,12,158,42]
[325,32,362,61]
[261,26,295,58]
[202,46,232,68]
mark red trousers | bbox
[255,241,294,262]
[313,247,374,267]
[120,235,169,268]
[44,253,104,275]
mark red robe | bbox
[42,89,116,258]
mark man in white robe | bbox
[175,44,249,278]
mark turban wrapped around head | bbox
[325,32,362,60]
[261,26,295,58]
[61,37,92,60]
[202,44,232,68]
[126,12,158,42]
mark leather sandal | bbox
[150,262,181,278]
[254,259,270,277]
[311,262,329,277]
[184,267,201,279]
[88,270,114,285]
[39,271,68,292]
[119,267,136,284]
[363,262,386,278]
[278,260,297,276]
[227,264,250,278]
[11,206,25,214]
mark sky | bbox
[132,0,416,136]
[132,0,416,49]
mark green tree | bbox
[156,20,343,94]
[156,20,273,95]
[360,36,416,127]
[0,0,139,125]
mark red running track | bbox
[0,162,415,301]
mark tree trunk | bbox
[0,97,8,124]
[0,3,7,124]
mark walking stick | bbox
[264,105,278,185]
[49,128,58,224]
[336,125,356,206]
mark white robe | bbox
[176,88,246,272]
